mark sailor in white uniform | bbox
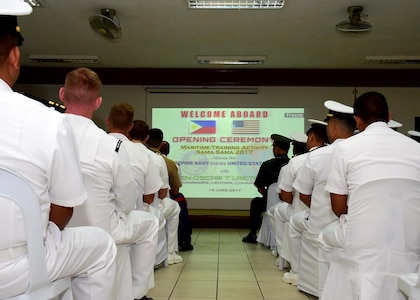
[61,68,158,300]
[283,101,356,286]
[0,3,116,298]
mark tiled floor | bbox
[149,228,318,300]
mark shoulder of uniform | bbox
[115,139,123,152]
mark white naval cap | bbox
[307,118,327,126]
[290,132,308,144]
[0,0,32,15]
[388,119,402,128]
[324,100,354,119]
[408,130,420,137]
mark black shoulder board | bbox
[115,140,122,153]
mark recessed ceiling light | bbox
[188,0,284,9]
[197,55,265,65]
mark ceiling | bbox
[16,0,420,72]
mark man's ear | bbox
[94,96,102,110]
[58,87,66,103]
[8,46,20,70]
[354,116,363,130]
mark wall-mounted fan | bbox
[336,6,372,33]
[89,8,121,40]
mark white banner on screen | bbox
[152,108,304,199]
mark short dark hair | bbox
[129,120,149,140]
[306,123,328,144]
[292,141,307,155]
[354,91,389,124]
[147,128,164,148]
[160,140,170,155]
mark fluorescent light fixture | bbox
[365,56,420,64]
[197,55,265,65]
[23,0,42,7]
[188,0,284,9]
[146,87,259,94]
[28,55,101,64]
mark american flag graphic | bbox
[232,120,260,134]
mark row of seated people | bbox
[1,39,190,300]
[258,96,420,300]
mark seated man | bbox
[242,134,291,244]
[60,68,158,300]
[147,128,194,251]
[269,124,327,267]
[108,108,183,266]
[283,101,355,286]
[0,8,116,299]
[320,92,420,299]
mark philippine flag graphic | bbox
[189,120,216,134]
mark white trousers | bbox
[282,209,309,272]
[143,203,167,266]
[318,216,346,251]
[160,197,180,254]
[0,222,117,299]
[111,210,159,299]
[273,202,293,254]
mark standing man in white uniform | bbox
[60,68,158,300]
[283,101,356,286]
[0,4,116,299]
[108,106,183,266]
[320,91,420,299]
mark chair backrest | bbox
[266,182,280,209]
[0,168,72,299]
[345,177,420,255]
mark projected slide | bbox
[152,108,304,199]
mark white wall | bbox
[14,83,420,210]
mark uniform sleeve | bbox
[293,154,314,195]
[143,157,164,195]
[254,161,268,189]
[158,156,170,189]
[279,161,294,192]
[325,144,348,195]
[111,144,139,213]
[48,117,87,207]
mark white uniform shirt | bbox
[326,122,420,196]
[278,153,308,212]
[66,115,138,235]
[109,133,162,196]
[293,141,343,234]
[0,79,86,247]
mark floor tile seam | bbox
[241,231,266,300]
[168,228,201,299]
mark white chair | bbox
[321,178,420,300]
[257,182,279,248]
[297,231,329,297]
[297,183,334,297]
[0,168,72,300]
[398,262,420,300]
